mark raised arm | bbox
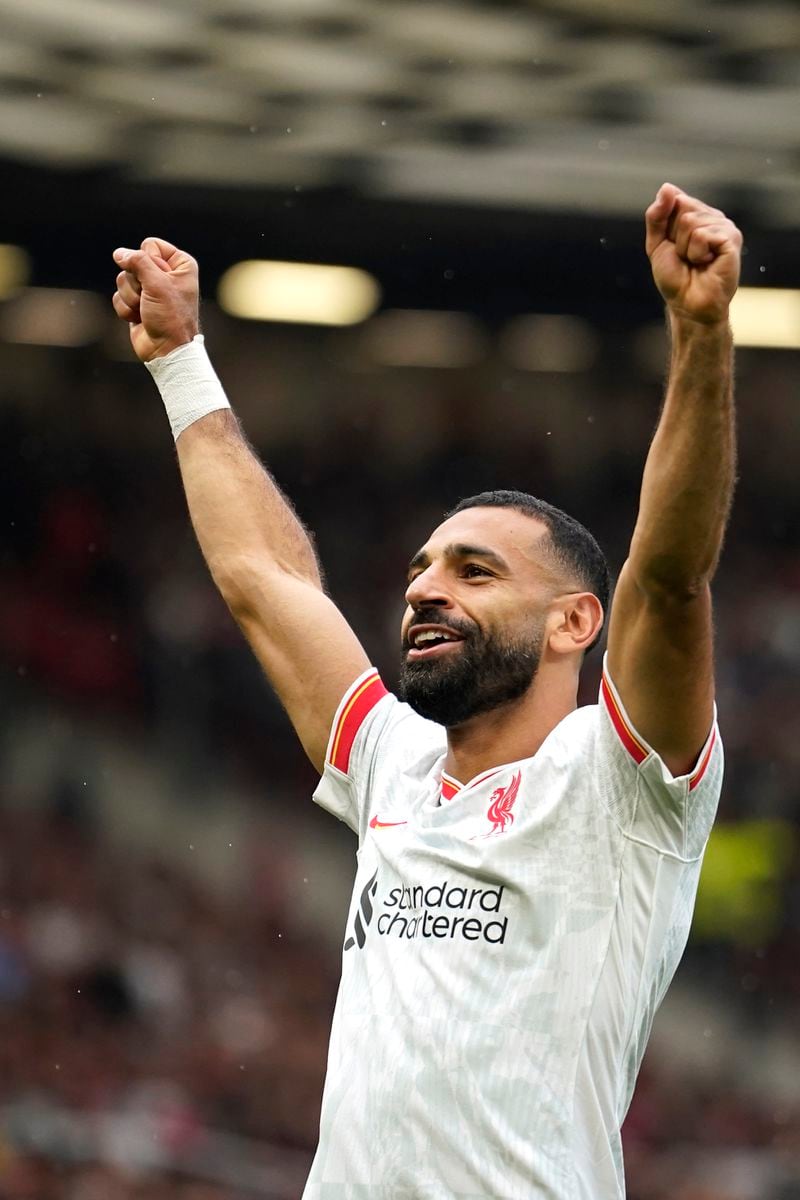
[606,184,741,777]
[112,238,370,773]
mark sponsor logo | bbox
[344,872,508,950]
[344,869,378,951]
[369,814,408,830]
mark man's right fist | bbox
[112,238,200,362]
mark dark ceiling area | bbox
[0,0,796,326]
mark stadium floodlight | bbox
[0,244,30,299]
[729,287,800,349]
[218,260,381,326]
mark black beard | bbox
[397,616,543,728]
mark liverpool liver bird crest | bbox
[485,771,522,834]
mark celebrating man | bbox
[112,182,740,1198]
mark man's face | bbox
[398,507,561,727]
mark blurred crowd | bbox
[1,327,799,1197]
[0,803,319,1199]
[0,800,796,1200]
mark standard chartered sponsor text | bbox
[376,880,508,943]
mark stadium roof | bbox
[0,0,798,307]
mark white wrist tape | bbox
[145,334,231,441]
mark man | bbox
[112,182,740,1199]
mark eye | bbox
[461,564,492,579]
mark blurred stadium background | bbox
[1,0,799,1197]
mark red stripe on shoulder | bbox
[689,727,716,791]
[329,671,388,775]
[601,675,649,766]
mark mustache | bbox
[403,610,477,649]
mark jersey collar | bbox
[440,766,503,803]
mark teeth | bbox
[414,629,457,646]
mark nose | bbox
[405,564,453,612]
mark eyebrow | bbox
[407,542,511,578]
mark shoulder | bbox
[327,669,446,779]
[314,670,445,833]
[535,702,603,768]
[373,692,448,778]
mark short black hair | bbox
[444,489,610,650]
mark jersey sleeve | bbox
[311,668,392,832]
[596,653,723,860]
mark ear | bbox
[547,592,604,657]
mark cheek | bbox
[502,605,547,647]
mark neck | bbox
[442,661,579,785]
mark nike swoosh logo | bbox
[369,815,408,829]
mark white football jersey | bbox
[304,656,722,1200]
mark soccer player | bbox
[112,182,740,1199]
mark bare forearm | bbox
[175,409,322,597]
[110,244,323,603]
[629,314,735,596]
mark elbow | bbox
[206,554,261,613]
[208,553,321,615]
[629,556,713,607]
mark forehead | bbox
[423,507,550,571]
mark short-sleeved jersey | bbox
[304,657,722,1200]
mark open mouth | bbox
[406,625,466,660]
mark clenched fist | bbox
[646,184,742,326]
[112,238,200,362]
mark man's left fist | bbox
[645,183,743,325]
